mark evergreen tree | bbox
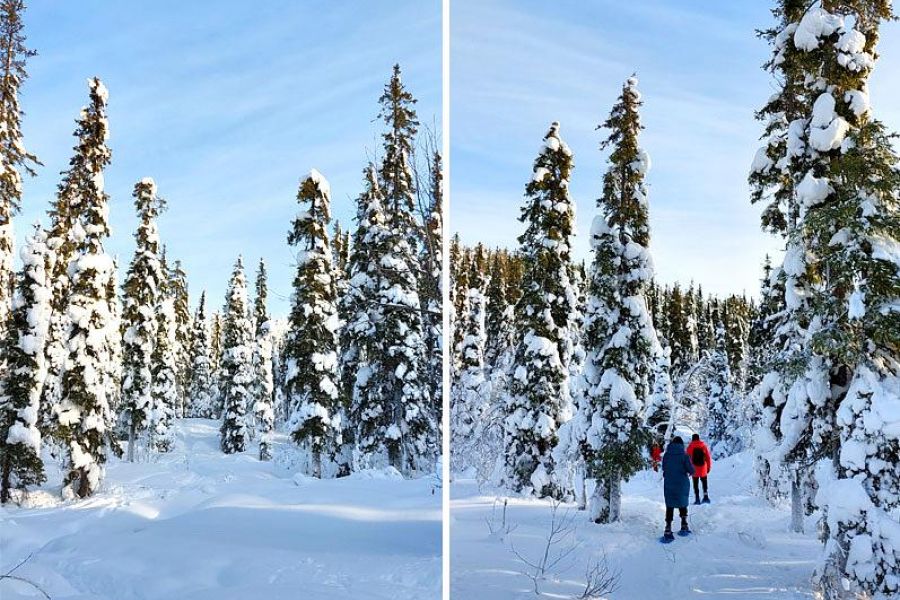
[120,178,166,461]
[500,121,577,498]
[0,225,49,503]
[572,78,658,522]
[750,0,819,527]
[219,257,254,454]
[252,258,275,461]
[450,233,468,377]
[150,292,178,452]
[344,166,387,467]
[707,313,738,458]
[420,150,443,425]
[450,243,489,473]
[55,78,116,499]
[484,250,514,368]
[754,3,900,593]
[188,291,215,418]
[0,0,39,362]
[368,65,436,473]
[208,310,224,417]
[285,171,342,477]
[169,259,191,417]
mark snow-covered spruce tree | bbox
[573,78,658,523]
[103,264,122,420]
[484,250,511,367]
[370,65,436,474]
[150,292,178,453]
[766,3,900,596]
[644,345,675,440]
[188,291,214,418]
[420,150,444,425]
[219,257,254,454]
[53,78,116,499]
[707,314,739,458]
[0,0,39,361]
[500,121,577,498]
[209,310,223,414]
[120,178,165,461]
[252,258,275,461]
[449,233,467,376]
[343,166,387,467]
[0,225,49,503]
[450,243,489,474]
[749,0,821,526]
[169,259,191,417]
[285,171,342,477]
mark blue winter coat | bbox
[662,441,695,508]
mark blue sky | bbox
[15,0,441,317]
[450,0,900,299]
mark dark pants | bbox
[693,476,708,500]
[665,506,687,530]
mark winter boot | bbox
[694,496,701,505]
[661,525,675,543]
[678,518,691,537]
[702,495,711,504]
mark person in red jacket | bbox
[685,433,712,504]
[650,443,662,472]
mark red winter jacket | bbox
[685,439,712,478]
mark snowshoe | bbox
[678,527,691,537]
[702,496,711,504]
[694,498,701,505]
[660,531,675,544]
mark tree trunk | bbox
[590,477,610,524]
[576,466,587,511]
[608,472,622,523]
[127,422,136,462]
[790,475,804,534]
[312,449,322,478]
[0,457,11,504]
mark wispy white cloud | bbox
[16,0,441,316]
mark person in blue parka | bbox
[661,436,695,539]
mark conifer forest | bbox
[0,2,442,597]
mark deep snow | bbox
[1,419,441,600]
[451,452,821,599]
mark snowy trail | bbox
[1,419,441,600]
[450,453,820,599]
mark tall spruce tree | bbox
[500,121,577,498]
[252,258,275,461]
[784,3,900,596]
[188,291,215,418]
[450,243,489,473]
[0,225,49,503]
[754,2,900,593]
[150,291,178,452]
[573,77,658,522]
[420,150,443,425]
[369,65,436,474]
[285,171,342,477]
[0,0,39,362]
[219,257,254,454]
[707,314,738,458]
[120,178,165,461]
[344,166,387,467]
[169,259,191,417]
[54,78,116,499]
[750,0,819,528]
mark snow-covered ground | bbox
[451,453,821,599]
[1,419,442,600]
